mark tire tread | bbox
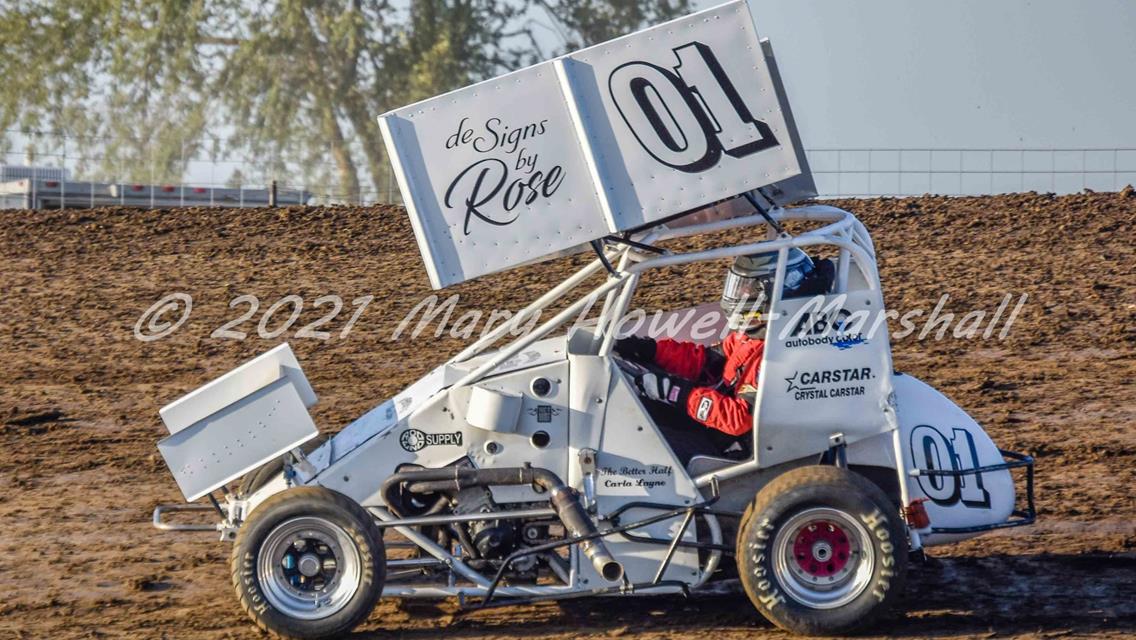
[230,486,384,640]
[735,465,908,636]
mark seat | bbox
[686,454,741,478]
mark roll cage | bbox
[447,201,881,385]
[440,199,910,515]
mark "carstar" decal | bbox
[784,367,873,401]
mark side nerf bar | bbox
[910,449,1036,534]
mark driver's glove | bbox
[632,370,692,407]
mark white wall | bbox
[694,0,1136,194]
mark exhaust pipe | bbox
[546,483,624,582]
[384,465,624,582]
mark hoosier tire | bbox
[736,466,907,635]
[231,487,385,640]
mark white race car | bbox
[152,3,1034,638]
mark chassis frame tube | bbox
[450,274,629,390]
[450,245,625,364]
[372,496,728,602]
[479,491,728,606]
[381,466,624,583]
[371,507,557,528]
[376,507,573,597]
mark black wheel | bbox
[238,458,285,497]
[736,466,907,635]
[231,487,385,640]
[239,436,327,498]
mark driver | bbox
[616,248,833,440]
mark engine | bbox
[381,463,586,584]
[452,487,520,559]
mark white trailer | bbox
[152,2,1034,638]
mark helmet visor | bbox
[720,268,771,314]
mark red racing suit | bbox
[650,332,764,437]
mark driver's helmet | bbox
[720,247,827,330]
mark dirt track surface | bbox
[0,191,1134,639]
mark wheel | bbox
[231,486,385,640]
[736,465,907,635]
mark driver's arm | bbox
[614,336,710,381]
[654,339,710,380]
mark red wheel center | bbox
[791,520,852,577]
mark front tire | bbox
[231,487,385,640]
[736,466,907,635]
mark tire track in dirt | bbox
[0,190,1133,638]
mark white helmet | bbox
[720,248,827,330]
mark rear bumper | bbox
[913,448,1036,535]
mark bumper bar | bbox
[152,503,224,532]
[911,448,1036,534]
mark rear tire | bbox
[231,487,385,640]
[736,465,907,635]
